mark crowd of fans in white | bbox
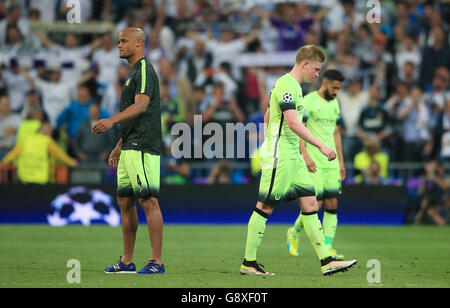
[0,0,449,184]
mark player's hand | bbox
[92,118,113,134]
[108,147,121,167]
[305,156,317,173]
[319,145,337,161]
[340,164,346,181]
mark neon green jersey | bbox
[261,73,304,161]
[304,91,341,169]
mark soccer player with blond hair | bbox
[240,45,356,276]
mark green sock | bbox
[244,208,269,261]
[302,211,330,261]
[293,212,303,232]
[323,210,338,250]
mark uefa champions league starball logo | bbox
[47,186,120,226]
[282,93,293,103]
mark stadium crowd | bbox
[0,0,449,194]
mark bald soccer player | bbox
[93,28,165,274]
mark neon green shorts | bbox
[310,168,342,201]
[117,150,160,199]
[257,155,315,206]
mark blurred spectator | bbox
[423,66,450,116]
[91,32,124,87]
[395,32,421,80]
[207,159,231,184]
[74,103,114,164]
[353,23,374,72]
[32,31,102,83]
[200,82,245,159]
[386,80,414,160]
[3,24,33,57]
[213,62,238,101]
[356,84,391,152]
[192,85,206,120]
[354,137,389,184]
[160,79,186,138]
[179,38,214,86]
[101,64,130,116]
[396,86,432,162]
[158,58,194,125]
[3,59,32,112]
[20,64,94,127]
[413,159,448,226]
[57,84,109,141]
[433,98,450,162]
[0,95,21,159]
[0,5,29,47]
[161,140,190,185]
[369,32,392,93]
[359,160,389,185]
[197,27,260,77]
[419,25,450,90]
[332,33,359,80]
[243,66,267,118]
[337,78,369,161]
[146,24,174,68]
[200,82,245,125]
[252,3,328,52]
[323,0,364,42]
[29,0,57,23]
[393,0,421,35]
[0,64,5,96]
[401,61,419,87]
[16,107,44,144]
[19,89,46,120]
[1,121,77,185]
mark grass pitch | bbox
[0,224,449,288]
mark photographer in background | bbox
[413,159,448,226]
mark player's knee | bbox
[324,198,338,211]
[117,196,136,211]
[299,196,318,213]
[256,201,274,216]
[140,196,160,212]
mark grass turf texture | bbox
[1,224,449,288]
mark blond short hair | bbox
[295,45,326,64]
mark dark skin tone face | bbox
[324,80,343,100]
[319,79,342,101]
[118,28,145,66]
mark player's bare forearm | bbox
[284,109,336,160]
[114,138,123,150]
[285,110,322,149]
[299,137,318,172]
[264,108,270,126]
[299,138,310,160]
[263,107,270,139]
[92,94,149,134]
[334,128,345,166]
[334,127,346,180]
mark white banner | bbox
[235,51,297,67]
[226,0,337,10]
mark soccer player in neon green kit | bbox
[287,69,346,260]
[240,46,356,276]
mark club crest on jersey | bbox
[296,105,304,112]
